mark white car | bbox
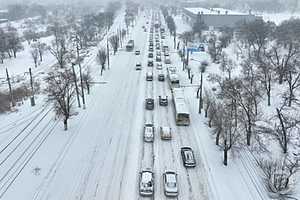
[136,62,142,70]
[156,63,162,70]
[140,170,154,196]
[160,126,171,140]
[146,72,153,81]
[163,171,178,197]
[144,123,154,142]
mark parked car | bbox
[148,52,153,58]
[163,171,178,197]
[160,126,172,140]
[159,95,168,106]
[158,73,165,81]
[164,51,169,56]
[144,123,154,142]
[145,98,154,110]
[146,72,153,81]
[148,60,154,67]
[156,50,161,56]
[136,62,142,70]
[139,169,154,196]
[181,147,196,167]
[135,50,141,55]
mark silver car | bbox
[163,171,178,197]
[144,123,154,142]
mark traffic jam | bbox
[126,10,200,198]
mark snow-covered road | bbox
[1,9,211,200]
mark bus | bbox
[172,88,190,126]
[126,40,134,51]
[167,67,180,89]
[168,73,180,89]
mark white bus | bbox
[167,67,180,89]
[172,88,190,126]
[168,73,180,89]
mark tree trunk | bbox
[216,130,221,145]
[101,65,104,76]
[205,104,210,118]
[277,108,287,153]
[64,118,68,131]
[39,53,43,62]
[223,139,228,166]
[246,123,251,146]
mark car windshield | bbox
[185,151,194,161]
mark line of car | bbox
[137,13,196,198]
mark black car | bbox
[148,53,153,58]
[181,147,196,167]
[145,98,154,110]
[158,74,165,81]
[148,60,154,67]
[159,96,168,106]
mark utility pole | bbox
[199,71,203,114]
[29,68,35,106]
[6,68,15,107]
[76,38,86,109]
[107,39,110,69]
[72,63,81,108]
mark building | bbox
[0,10,8,24]
[182,7,261,29]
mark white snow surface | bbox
[1,8,300,200]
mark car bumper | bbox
[140,190,153,196]
[165,191,178,197]
[184,163,196,167]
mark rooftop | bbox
[184,7,250,16]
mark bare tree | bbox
[48,36,69,68]
[30,45,39,68]
[258,156,299,198]
[179,31,193,46]
[283,66,300,107]
[257,57,274,106]
[0,28,7,63]
[6,26,23,58]
[37,42,47,62]
[97,48,107,76]
[109,35,119,55]
[209,100,241,165]
[203,89,214,118]
[45,69,76,130]
[266,19,300,85]
[82,67,92,95]
[220,52,235,80]
[208,33,222,63]
[236,19,275,59]
[23,29,38,44]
